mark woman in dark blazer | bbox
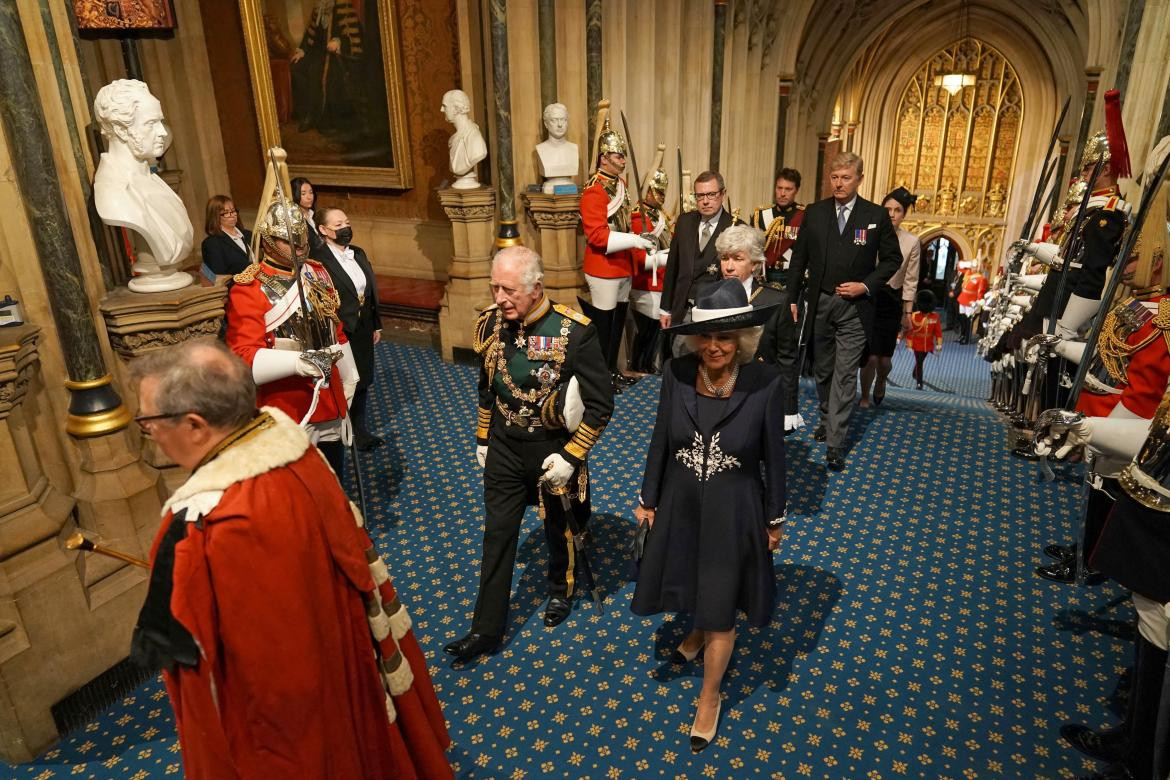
[200,195,252,278]
[632,279,787,754]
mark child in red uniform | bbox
[905,290,942,389]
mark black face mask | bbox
[327,226,353,246]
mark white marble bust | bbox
[93,79,194,293]
[535,102,579,194]
[441,89,488,190]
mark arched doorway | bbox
[919,231,966,330]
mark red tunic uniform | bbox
[630,206,670,293]
[580,169,634,278]
[957,271,987,307]
[156,409,451,779]
[1076,295,1170,419]
[226,257,348,425]
[905,312,942,353]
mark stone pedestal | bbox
[98,283,228,490]
[522,192,585,306]
[99,283,228,361]
[438,187,496,361]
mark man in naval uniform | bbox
[224,199,358,479]
[444,247,614,663]
[579,108,655,391]
[749,167,805,285]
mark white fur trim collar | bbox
[162,407,311,521]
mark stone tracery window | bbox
[891,38,1022,220]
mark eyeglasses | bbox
[694,190,724,201]
[221,209,238,216]
[134,411,190,435]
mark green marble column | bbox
[585,0,602,146]
[489,0,518,245]
[538,0,557,110]
[0,2,128,434]
[773,77,793,176]
[708,0,728,171]
[1114,0,1145,98]
[1072,69,1103,167]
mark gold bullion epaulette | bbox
[553,302,590,326]
[766,281,785,291]
[795,203,805,211]
[749,205,769,228]
[233,262,261,284]
[473,304,500,355]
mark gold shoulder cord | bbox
[1098,298,1170,384]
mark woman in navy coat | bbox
[632,279,787,753]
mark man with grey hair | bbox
[127,338,451,777]
[786,152,902,470]
[445,246,614,662]
[716,225,803,431]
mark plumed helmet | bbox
[1082,131,1110,168]
[597,114,627,157]
[257,198,308,249]
[647,166,669,196]
[1064,180,1088,205]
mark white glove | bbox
[1018,273,1046,292]
[643,249,669,272]
[335,341,359,406]
[607,231,656,254]
[1141,135,1170,186]
[783,413,805,432]
[563,376,584,432]
[252,348,321,384]
[1055,339,1087,364]
[476,445,488,468]
[1035,417,1092,459]
[1025,242,1063,266]
[541,453,575,487]
[1011,295,1032,307]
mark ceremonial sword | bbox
[543,479,604,613]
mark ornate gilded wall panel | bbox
[886,37,1023,263]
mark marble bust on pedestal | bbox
[535,103,579,194]
[441,89,488,190]
[93,79,194,293]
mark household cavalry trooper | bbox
[224,197,358,479]
[628,150,673,374]
[749,167,805,285]
[578,99,656,392]
[444,246,614,664]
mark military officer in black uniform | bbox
[749,167,805,285]
[444,246,614,663]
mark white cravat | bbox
[329,244,367,298]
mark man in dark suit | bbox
[313,206,384,451]
[659,171,738,329]
[786,153,901,470]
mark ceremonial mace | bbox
[64,532,149,569]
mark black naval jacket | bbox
[786,196,902,341]
[748,280,800,417]
[1070,189,1128,300]
[474,296,614,466]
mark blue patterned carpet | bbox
[6,342,1133,779]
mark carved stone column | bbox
[522,192,584,305]
[709,0,729,170]
[438,187,497,361]
[99,285,228,362]
[773,76,794,174]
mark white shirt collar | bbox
[739,276,753,298]
[835,196,857,213]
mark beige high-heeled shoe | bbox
[670,637,705,664]
[689,699,721,753]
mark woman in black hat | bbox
[859,186,922,407]
[631,278,787,753]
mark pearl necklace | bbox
[699,363,739,397]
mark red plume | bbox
[1104,89,1131,179]
[1041,223,1051,242]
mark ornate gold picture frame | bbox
[239,0,413,189]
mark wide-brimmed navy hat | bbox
[666,278,781,334]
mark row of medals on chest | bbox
[496,314,572,431]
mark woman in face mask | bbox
[313,207,385,451]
